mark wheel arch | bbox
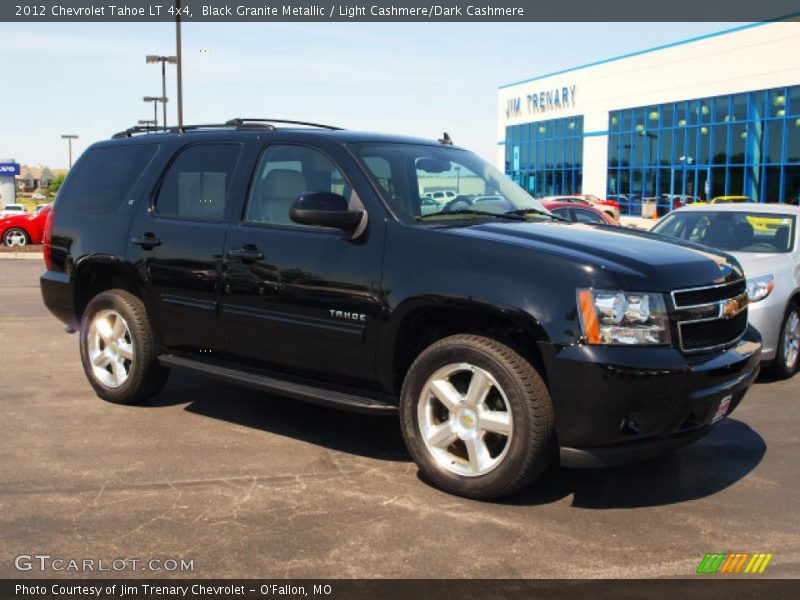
[72,256,145,324]
[384,297,550,395]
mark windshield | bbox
[652,211,796,253]
[350,143,549,223]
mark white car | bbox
[0,204,27,218]
[652,203,800,378]
[423,190,457,203]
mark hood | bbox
[448,221,742,291]
[728,251,790,278]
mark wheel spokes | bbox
[464,369,492,407]
[430,378,461,410]
[426,422,457,449]
[464,435,492,474]
[480,410,512,435]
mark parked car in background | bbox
[710,195,750,204]
[32,194,48,201]
[540,200,618,226]
[547,194,620,221]
[423,190,457,203]
[0,204,27,218]
[652,203,800,378]
[1,203,52,246]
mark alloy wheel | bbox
[417,362,513,477]
[87,309,134,388]
[4,230,27,247]
[783,310,800,372]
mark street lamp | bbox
[143,96,168,129]
[61,134,78,169]
[146,54,177,130]
[138,119,157,132]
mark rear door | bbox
[128,140,247,352]
[220,141,385,385]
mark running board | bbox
[157,354,397,415]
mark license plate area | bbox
[712,394,732,424]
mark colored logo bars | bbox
[696,552,773,574]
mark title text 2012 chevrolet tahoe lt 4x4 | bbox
[40,119,761,499]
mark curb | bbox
[0,252,44,260]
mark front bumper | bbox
[540,326,761,467]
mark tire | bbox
[3,228,29,247]
[79,289,170,404]
[769,301,800,379]
[400,334,554,500]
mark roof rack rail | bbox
[225,118,343,130]
[112,118,343,139]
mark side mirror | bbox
[289,191,364,232]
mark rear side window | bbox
[155,143,241,221]
[57,144,157,213]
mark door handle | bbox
[132,233,161,249]
[227,246,264,262]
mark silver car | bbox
[652,203,800,378]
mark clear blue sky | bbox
[1,21,743,168]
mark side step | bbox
[158,353,397,415]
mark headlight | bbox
[746,274,775,303]
[577,289,671,345]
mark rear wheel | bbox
[80,289,169,404]
[3,228,29,247]
[400,334,554,499]
[770,302,800,379]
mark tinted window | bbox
[155,143,241,221]
[573,208,604,224]
[57,144,157,213]
[245,145,351,225]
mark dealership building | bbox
[496,21,800,215]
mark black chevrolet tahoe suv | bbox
[40,119,761,499]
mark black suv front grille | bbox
[672,279,746,307]
[680,311,747,351]
[671,279,748,353]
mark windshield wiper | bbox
[416,209,527,222]
[506,208,568,222]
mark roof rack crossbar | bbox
[225,118,343,130]
[112,118,343,139]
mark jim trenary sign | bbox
[505,84,577,119]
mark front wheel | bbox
[80,289,170,404]
[3,228,29,247]
[400,334,554,500]
[770,302,800,379]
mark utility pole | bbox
[146,55,177,130]
[60,134,79,169]
[175,0,184,128]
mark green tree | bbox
[49,173,66,195]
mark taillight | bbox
[43,207,55,271]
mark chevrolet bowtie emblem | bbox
[722,295,747,318]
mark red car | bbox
[1,204,52,246]
[542,201,618,226]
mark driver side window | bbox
[245,145,351,225]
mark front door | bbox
[220,142,384,385]
[128,141,246,352]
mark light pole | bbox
[146,55,177,130]
[175,0,184,128]
[143,96,167,129]
[61,134,78,169]
[138,119,157,133]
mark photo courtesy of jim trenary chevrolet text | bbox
[1,1,799,599]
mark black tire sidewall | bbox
[400,338,546,499]
[79,290,154,404]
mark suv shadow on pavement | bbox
[147,372,765,508]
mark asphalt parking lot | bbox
[1,259,798,579]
